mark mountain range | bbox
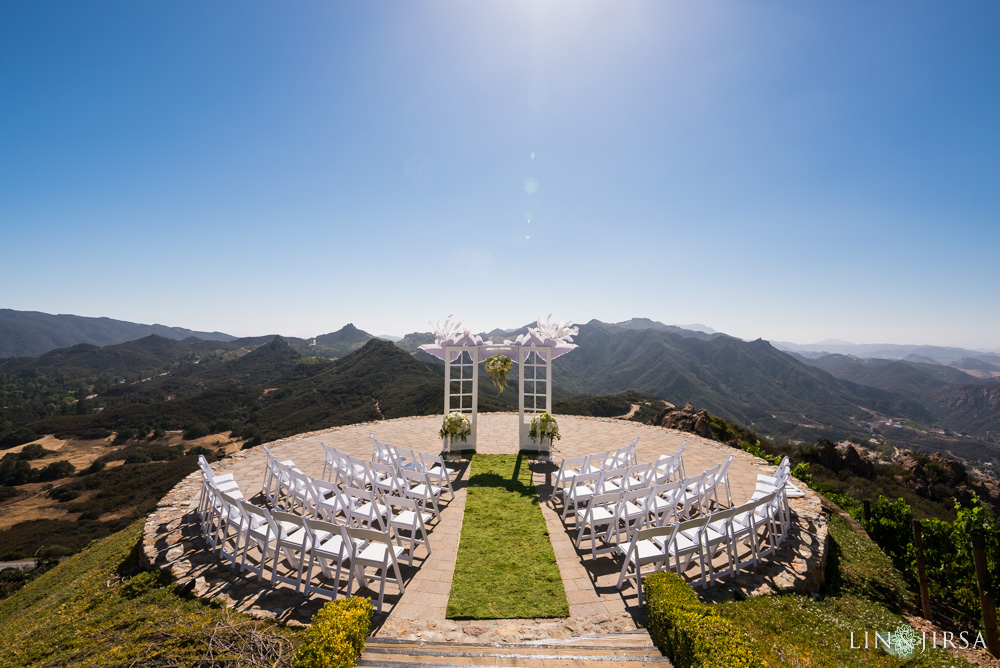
[2,309,998,462]
[0,309,235,358]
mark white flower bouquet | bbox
[439,412,472,442]
[484,354,513,394]
[528,412,560,447]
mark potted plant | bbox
[528,412,560,449]
[440,412,471,451]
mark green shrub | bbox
[918,494,1000,623]
[37,460,75,482]
[295,597,374,668]
[186,445,215,459]
[121,570,172,599]
[182,422,210,440]
[17,443,50,460]
[645,572,765,668]
[866,496,913,571]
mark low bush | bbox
[37,460,75,481]
[294,597,373,668]
[644,572,765,668]
[16,443,53,460]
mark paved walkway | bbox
[142,413,827,642]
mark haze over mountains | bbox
[0,309,235,358]
[2,308,998,463]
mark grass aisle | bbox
[446,454,569,619]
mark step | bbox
[359,633,672,668]
[363,643,664,660]
[368,631,657,652]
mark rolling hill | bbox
[0,309,235,358]
[800,353,1000,439]
[550,320,930,441]
[0,309,375,361]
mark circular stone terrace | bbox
[143,413,827,643]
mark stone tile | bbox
[144,412,827,644]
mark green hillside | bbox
[0,520,300,666]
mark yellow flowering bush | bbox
[294,597,374,668]
[644,572,766,668]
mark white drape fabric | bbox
[419,314,578,362]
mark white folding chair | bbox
[597,467,629,495]
[574,492,620,560]
[393,445,419,472]
[584,450,610,474]
[400,468,443,519]
[387,496,433,566]
[343,486,390,531]
[752,465,791,541]
[419,452,458,500]
[616,486,653,541]
[562,470,603,522]
[216,490,254,568]
[284,468,315,514]
[347,526,407,613]
[553,454,591,508]
[730,499,762,574]
[659,515,712,589]
[676,471,707,519]
[237,501,281,582]
[199,455,237,489]
[605,437,639,469]
[751,491,784,557]
[320,442,342,483]
[261,445,297,506]
[623,462,653,491]
[648,480,683,527]
[706,455,734,509]
[199,482,225,551]
[306,477,346,522]
[652,440,686,484]
[616,525,673,606]
[268,510,312,591]
[302,517,354,600]
[703,506,739,586]
[197,456,240,523]
[370,434,402,470]
[345,454,376,490]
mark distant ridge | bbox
[772,338,1000,365]
[0,309,235,358]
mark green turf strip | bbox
[446,454,569,619]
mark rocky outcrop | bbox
[813,438,876,479]
[895,451,972,502]
[653,403,715,440]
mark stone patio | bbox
[142,413,827,642]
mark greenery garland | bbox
[439,412,471,442]
[528,412,560,447]
[484,354,513,394]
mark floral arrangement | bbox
[484,354,514,394]
[528,412,560,447]
[439,412,471,442]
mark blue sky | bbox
[2,1,998,349]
